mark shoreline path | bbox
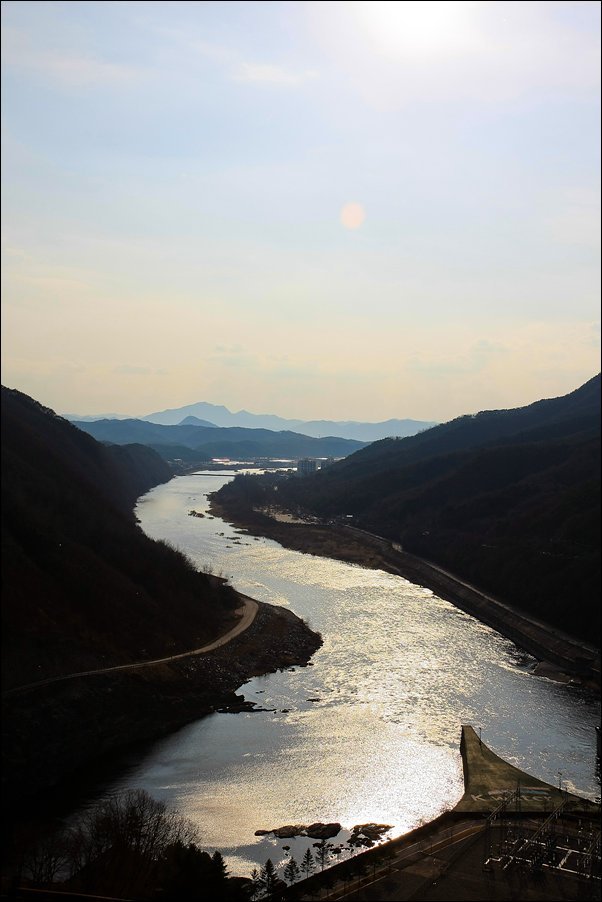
[2,596,259,698]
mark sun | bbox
[350,1,474,58]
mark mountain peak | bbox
[139,402,437,441]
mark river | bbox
[94,471,600,876]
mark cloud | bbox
[113,365,168,376]
[471,339,509,356]
[208,347,258,369]
[1,26,147,88]
[233,62,318,86]
[2,355,86,379]
[1,254,100,309]
[142,23,318,88]
[211,354,255,369]
[10,274,92,294]
[407,340,508,378]
[213,343,245,354]
[0,243,29,262]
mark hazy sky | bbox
[2,1,600,422]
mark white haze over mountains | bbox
[64,400,438,442]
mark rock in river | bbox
[273,825,307,839]
[305,822,342,839]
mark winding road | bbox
[2,596,259,698]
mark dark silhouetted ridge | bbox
[1,386,239,690]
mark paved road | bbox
[2,596,259,698]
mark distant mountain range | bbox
[70,418,367,461]
[64,401,437,442]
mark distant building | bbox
[296,458,319,476]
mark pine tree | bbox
[301,847,315,879]
[211,850,229,881]
[315,839,334,871]
[250,868,261,901]
[283,856,301,885]
[260,858,277,896]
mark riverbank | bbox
[1,598,322,809]
[209,496,600,689]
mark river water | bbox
[98,472,599,876]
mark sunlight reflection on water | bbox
[103,473,602,875]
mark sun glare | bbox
[350,0,473,57]
[340,202,366,229]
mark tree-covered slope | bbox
[308,373,601,492]
[1,387,239,690]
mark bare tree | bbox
[35,789,199,896]
[21,829,71,885]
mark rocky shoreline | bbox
[2,599,322,809]
[209,495,600,689]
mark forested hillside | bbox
[217,376,601,641]
[1,387,240,690]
